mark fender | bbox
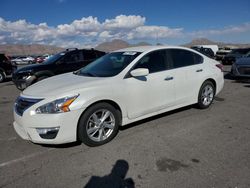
[34,70,55,78]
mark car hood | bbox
[15,63,47,74]
[22,72,109,97]
[235,57,250,65]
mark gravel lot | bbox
[0,66,250,188]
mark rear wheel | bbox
[0,71,5,83]
[197,81,215,109]
[78,103,120,146]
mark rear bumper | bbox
[216,73,224,95]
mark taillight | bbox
[216,64,223,72]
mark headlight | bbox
[35,95,79,114]
[22,75,32,80]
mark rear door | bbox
[168,49,205,104]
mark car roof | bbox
[114,45,188,53]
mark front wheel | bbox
[78,103,121,146]
[197,81,215,109]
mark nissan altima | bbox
[13,46,224,146]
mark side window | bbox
[133,50,167,73]
[169,49,203,68]
[63,52,83,64]
[83,50,97,61]
[194,53,204,64]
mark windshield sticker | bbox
[123,51,137,56]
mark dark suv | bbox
[0,53,16,83]
[222,48,250,65]
[12,48,105,90]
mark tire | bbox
[37,76,49,82]
[78,102,121,146]
[197,80,215,109]
[0,71,5,83]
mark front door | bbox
[124,50,175,119]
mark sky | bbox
[0,0,250,47]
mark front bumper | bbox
[13,107,84,144]
[12,75,36,90]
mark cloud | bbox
[0,15,249,47]
[127,26,183,40]
[103,15,145,30]
[190,23,250,37]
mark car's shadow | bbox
[41,105,196,148]
[224,72,250,83]
[119,105,194,131]
[0,77,12,83]
[41,101,230,148]
[40,141,82,148]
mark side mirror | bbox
[130,68,149,77]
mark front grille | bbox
[15,97,43,116]
[238,66,250,75]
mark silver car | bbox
[231,53,250,78]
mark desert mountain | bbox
[1,38,249,56]
[0,44,63,56]
[95,39,130,52]
[95,39,152,52]
[184,38,250,48]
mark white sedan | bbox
[13,46,224,146]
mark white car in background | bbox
[13,46,224,146]
[11,56,34,65]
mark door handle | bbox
[196,69,203,72]
[165,76,174,81]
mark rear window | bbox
[169,49,203,69]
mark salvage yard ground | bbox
[0,66,250,187]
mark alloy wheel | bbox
[86,109,115,142]
[201,85,214,106]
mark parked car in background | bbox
[13,46,224,146]
[191,45,219,55]
[11,56,34,65]
[231,52,250,78]
[0,53,16,82]
[191,46,215,58]
[12,48,106,90]
[34,56,46,64]
[222,48,250,65]
[215,47,235,61]
[34,54,52,64]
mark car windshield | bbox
[42,52,65,64]
[76,51,141,77]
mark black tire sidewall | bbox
[78,102,121,146]
[0,71,5,83]
[198,81,215,109]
